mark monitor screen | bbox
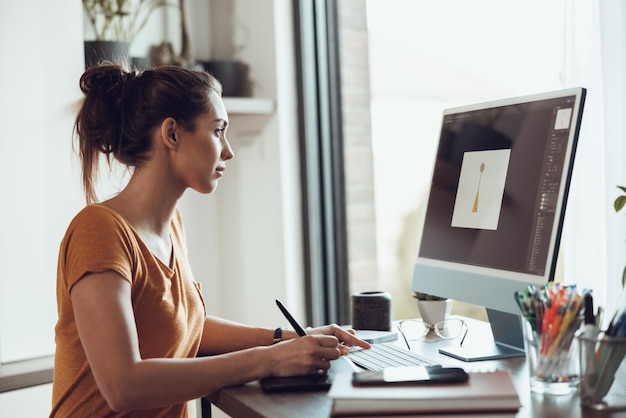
[410,88,586,361]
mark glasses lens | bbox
[399,320,428,340]
[434,319,465,339]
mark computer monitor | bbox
[410,87,586,361]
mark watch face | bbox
[273,327,283,344]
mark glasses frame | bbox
[397,318,468,349]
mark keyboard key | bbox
[347,342,441,371]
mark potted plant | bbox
[412,291,453,326]
[82,0,165,68]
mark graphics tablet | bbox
[259,372,332,393]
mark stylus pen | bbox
[276,299,308,336]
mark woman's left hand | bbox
[306,324,371,354]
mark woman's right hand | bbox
[268,334,344,376]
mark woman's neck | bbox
[104,163,183,238]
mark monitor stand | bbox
[438,309,526,362]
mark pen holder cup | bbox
[578,333,626,411]
[522,318,581,395]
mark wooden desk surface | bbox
[207,318,626,418]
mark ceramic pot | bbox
[202,60,252,97]
[84,40,129,69]
[417,299,453,326]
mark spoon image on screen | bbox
[472,162,485,213]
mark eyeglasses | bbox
[397,318,468,349]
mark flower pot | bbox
[202,60,252,97]
[84,41,129,69]
[417,299,453,326]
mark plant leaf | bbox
[614,195,626,212]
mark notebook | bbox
[329,369,521,416]
[354,329,398,344]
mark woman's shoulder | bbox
[61,204,142,267]
[68,203,133,234]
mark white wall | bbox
[0,0,83,414]
[181,0,305,326]
[0,0,302,415]
[0,0,84,363]
[0,384,53,417]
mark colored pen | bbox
[276,299,308,336]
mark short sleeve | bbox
[59,205,141,292]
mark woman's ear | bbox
[160,117,178,150]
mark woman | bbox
[50,63,369,417]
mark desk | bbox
[207,318,626,417]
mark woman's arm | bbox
[71,271,345,412]
[197,313,371,356]
[196,316,298,355]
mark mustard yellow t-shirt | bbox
[50,204,206,418]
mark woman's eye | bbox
[215,128,224,136]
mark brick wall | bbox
[337,1,380,293]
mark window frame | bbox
[293,0,350,326]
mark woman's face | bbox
[173,91,234,194]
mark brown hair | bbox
[74,63,223,203]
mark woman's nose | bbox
[222,138,235,160]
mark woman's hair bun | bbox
[80,64,135,101]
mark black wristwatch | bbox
[273,327,283,344]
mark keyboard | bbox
[347,342,441,371]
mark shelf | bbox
[0,355,54,392]
[223,97,274,115]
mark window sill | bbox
[223,97,273,115]
[0,355,54,393]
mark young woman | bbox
[50,63,369,417]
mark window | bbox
[293,0,351,325]
[338,0,568,320]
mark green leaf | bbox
[615,195,626,212]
